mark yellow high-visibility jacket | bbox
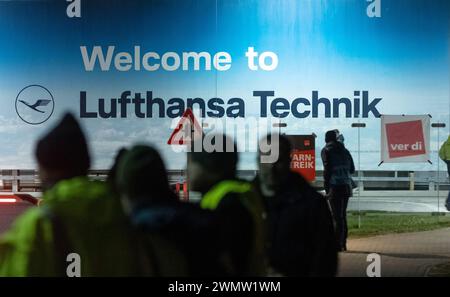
[0,176,145,277]
[201,180,268,276]
[439,136,450,161]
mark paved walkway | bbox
[337,228,450,277]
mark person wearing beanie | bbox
[321,130,355,252]
[0,113,143,276]
[116,145,177,207]
[35,113,91,190]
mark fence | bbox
[1,169,448,193]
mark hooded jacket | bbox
[439,136,450,161]
[321,141,355,194]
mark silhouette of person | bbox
[321,130,355,251]
[254,133,337,276]
[116,145,223,276]
[188,134,267,276]
[0,113,142,276]
[439,136,450,179]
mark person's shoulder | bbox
[218,191,244,210]
[215,191,252,221]
[344,146,352,155]
[343,148,353,161]
[12,207,48,227]
[177,201,216,225]
[45,178,125,226]
[290,172,317,192]
[45,177,110,203]
[293,173,327,200]
[323,142,337,153]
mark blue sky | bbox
[0,0,448,170]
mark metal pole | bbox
[432,122,446,218]
[273,122,287,135]
[437,126,440,219]
[352,122,366,228]
[358,125,361,229]
[186,125,194,202]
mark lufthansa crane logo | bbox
[15,85,55,125]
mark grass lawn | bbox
[347,211,450,238]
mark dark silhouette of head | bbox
[115,145,174,213]
[188,133,238,194]
[325,130,337,143]
[258,133,292,193]
[35,112,90,190]
[107,147,129,190]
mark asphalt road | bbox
[348,194,449,213]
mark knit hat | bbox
[35,113,90,177]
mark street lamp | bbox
[273,122,287,134]
[351,122,366,229]
[432,122,446,217]
[184,121,209,202]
